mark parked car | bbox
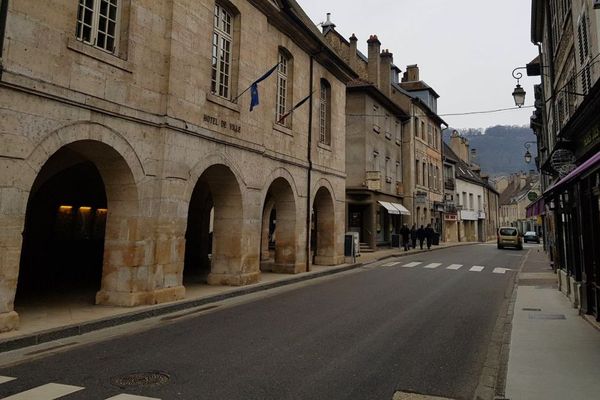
[523,231,540,243]
[497,227,523,250]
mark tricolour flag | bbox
[277,92,313,124]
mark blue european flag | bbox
[248,63,280,111]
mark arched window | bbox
[211,3,234,99]
[319,79,331,145]
[276,49,293,126]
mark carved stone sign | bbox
[203,114,241,134]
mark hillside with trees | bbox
[443,125,538,176]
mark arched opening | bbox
[311,187,335,266]
[16,140,139,310]
[184,165,243,285]
[260,178,297,273]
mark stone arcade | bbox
[0,0,356,332]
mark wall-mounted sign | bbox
[550,148,576,178]
[203,114,241,134]
[528,192,538,201]
[415,192,428,205]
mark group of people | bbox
[399,224,435,251]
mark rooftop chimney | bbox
[379,49,393,96]
[349,34,358,72]
[367,35,381,87]
[402,64,420,82]
[321,13,335,33]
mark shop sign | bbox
[460,210,479,220]
[528,192,538,201]
[415,192,428,205]
[550,148,576,178]
[444,214,457,221]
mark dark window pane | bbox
[97,32,106,48]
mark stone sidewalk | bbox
[503,248,600,399]
[0,240,478,352]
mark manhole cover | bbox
[110,371,170,388]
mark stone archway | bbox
[260,178,297,273]
[184,164,244,286]
[15,140,141,311]
[311,186,336,266]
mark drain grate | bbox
[522,307,542,311]
[528,313,566,320]
[110,371,170,388]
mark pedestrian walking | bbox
[410,224,417,249]
[400,224,410,251]
[425,223,434,250]
[417,225,425,250]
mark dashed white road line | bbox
[0,376,16,384]
[492,267,511,274]
[105,395,161,400]
[402,262,422,268]
[1,383,84,399]
[446,264,463,270]
[469,266,485,272]
[423,263,442,269]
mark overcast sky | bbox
[298,0,540,130]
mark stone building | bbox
[322,19,445,246]
[322,22,411,249]
[0,0,356,332]
[529,0,600,315]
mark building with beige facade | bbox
[0,0,356,332]
[322,19,445,247]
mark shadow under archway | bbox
[311,186,336,266]
[184,164,243,286]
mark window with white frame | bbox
[276,51,290,125]
[76,0,120,54]
[319,79,331,145]
[211,3,233,99]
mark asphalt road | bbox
[0,243,530,400]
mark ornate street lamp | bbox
[512,67,527,107]
[524,141,536,164]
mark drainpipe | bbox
[305,55,314,272]
[0,0,9,79]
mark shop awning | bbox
[378,201,411,215]
[526,196,545,218]
[544,150,600,195]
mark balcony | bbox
[444,178,455,190]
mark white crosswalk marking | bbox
[493,267,511,274]
[382,261,401,267]
[446,264,463,270]
[402,262,422,268]
[105,395,161,400]
[469,266,485,272]
[423,263,442,269]
[1,383,84,399]
[0,376,16,384]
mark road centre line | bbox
[469,266,485,272]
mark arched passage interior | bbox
[16,140,139,309]
[184,164,243,285]
[311,186,336,266]
[260,178,297,273]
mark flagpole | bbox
[231,62,280,104]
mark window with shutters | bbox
[76,0,121,54]
[577,12,592,95]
